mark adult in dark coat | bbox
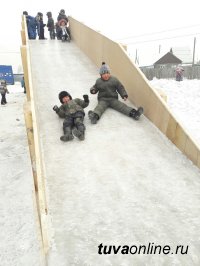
[46,12,55,39]
[88,62,143,124]
[27,15,39,39]
[37,12,46,40]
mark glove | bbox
[53,105,59,112]
[90,89,96,94]
[83,94,89,102]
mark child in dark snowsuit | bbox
[21,76,26,93]
[0,80,9,105]
[46,12,55,39]
[53,91,89,141]
[88,62,143,124]
[56,9,71,40]
[37,12,46,40]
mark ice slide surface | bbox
[29,40,200,265]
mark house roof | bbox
[154,52,182,65]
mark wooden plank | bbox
[20,46,30,100]
[166,115,177,141]
[172,123,187,152]
[21,30,26,45]
[197,151,200,168]
[185,137,198,165]
[21,40,49,256]
[23,102,37,191]
[26,45,49,255]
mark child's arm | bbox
[75,95,89,108]
[83,94,89,105]
[90,85,98,94]
[116,82,128,100]
[53,105,66,118]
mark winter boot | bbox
[88,110,99,124]
[60,127,74,142]
[73,124,85,141]
[129,107,144,120]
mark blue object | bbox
[0,65,14,85]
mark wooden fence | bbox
[140,65,200,80]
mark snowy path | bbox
[28,40,200,266]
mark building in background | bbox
[153,51,182,69]
[0,65,14,85]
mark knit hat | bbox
[59,91,72,103]
[0,79,6,85]
[60,9,65,15]
[99,62,110,75]
[37,12,43,17]
[46,12,52,17]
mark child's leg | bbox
[88,100,109,124]
[110,99,143,120]
[94,100,109,117]
[66,27,71,38]
[60,117,74,141]
[73,116,85,140]
[110,99,132,115]
[1,93,6,104]
[50,30,55,39]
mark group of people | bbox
[53,62,144,142]
[23,9,71,40]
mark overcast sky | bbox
[1,0,200,69]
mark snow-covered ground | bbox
[0,79,200,265]
[150,78,200,146]
[0,83,43,266]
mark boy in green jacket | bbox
[53,91,89,141]
[88,62,143,124]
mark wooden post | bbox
[23,102,37,191]
[25,46,49,255]
[24,102,48,265]
[20,46,30,100]
[20,19,50,256]
[120,43,127,51]
[21,15,28,45]
[21,29,26,45]
[192,37,196,66]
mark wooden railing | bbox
[20,15,49,265]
